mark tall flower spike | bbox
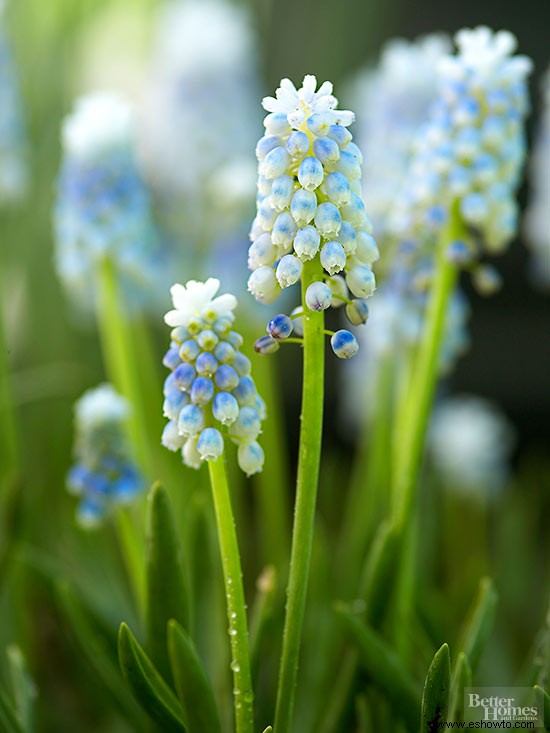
[54,92,166,312]
[249,75,378,357]
[394,27,532,254]
[67,384,143,527]
[0,5,28,203]
[351,34,451,240]
[161,278,266,476]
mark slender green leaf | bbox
[448,652,471,723]
[420,643,451,733]
[0,688,24,733]
[146,483,190,684]
[534,686,550,732]
[359,520,400,628]
[456,577,497,673]
[118,622,186,733]
[334,603,420,731]
[55,582,144,730]
[6,646,35,732]
[167,620,221,733]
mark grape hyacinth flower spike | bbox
[67,384,143,528]
[161,278,266,477]
[248,75,379,358]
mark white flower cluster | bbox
[429,394,515,496]
[162,279,266,476]
[248,75,378,315]
[0,14,28,203]
[525,69,550,287]
[139,0,258,246]
[351,34,451,239]
[396,27,532,252]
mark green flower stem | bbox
[392,206,464,531]
[0,285,18,493]
[207,457,254,733]
[97,256,154,478]
[275,258,325,733]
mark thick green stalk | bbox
[274,258,325,733]
[392,208,464,531]
[116,507,146,620]
[208,457,254,733]
[96,257,153,477]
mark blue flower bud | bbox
[163,388,189,421]
[195,352,218,376]
[314,202,342,238]
[305,281,332,311]
[291,307,304,336]
[163,372,178,396]
[197,428,224,461]
[162,420,186,451]
[267,314,294,339]
[290,189,317,226]
[190,376,214,406]
[260,146,290,179]
[179,339,201,361]
[331,329,359,358]
[355,232,379,264]
[338,221,357,255]
[446,240,472,265]
[233,352,251,376]
[170,326,189,344]
[163,345,180,371]
[254,335,280,354]
[248,232,277,270]
[178,403,205,437]
[214,341,236,364]
[256,198,277,230]
[346,141,363,164]
[326,275,348,307]
[226,331,244,349]
[345,299,369,326]
[336,150,361,181]
[272,212,297,249]
[254,395,267,420]
[213,316,234,336]
[298,156,324,191]
[196,330,219,351]
[256,135,281,160]
[320,240,346,275]
[229,406,262,441]
[215,364,240,390]
[294,225,321,260]
[286,131,310,158]
[461,192,489,224]
[323,171,352,206]
[346,265,376,298]
[270,175,294,211]
[233,376,257,406]
[264,112,291,136]
[213,392,240,426]
[238,441,265,476]
[307,112,333,136]
[276,254,303,288]
[313,137,340,166]
[341,193,367,227]
[327,124,352,148]
[174,362,196,390]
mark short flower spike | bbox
[162,279,266,476]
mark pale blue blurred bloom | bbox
[67,384,143,528]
